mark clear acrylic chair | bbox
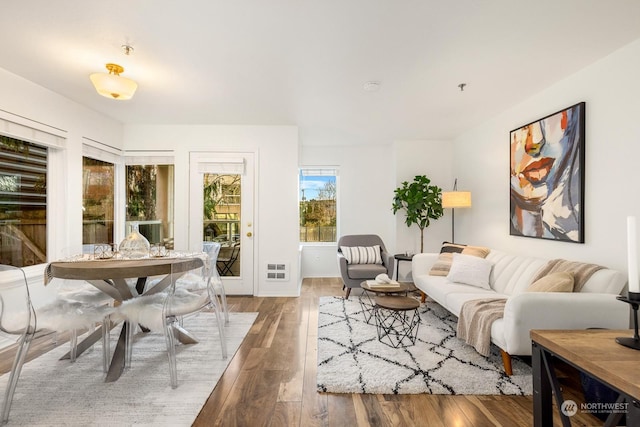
[41,278,113,366]
[0,265,36,424]
[163,244,228,325]
[116,260,227,388]
[51,246,115,365]
[0,264,113,424]
[203,242,228,324]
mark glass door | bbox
[189,153,254,295]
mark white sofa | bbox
[412,249,629,374]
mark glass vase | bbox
[119,222,150,259]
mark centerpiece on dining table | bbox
[119,222,151,259]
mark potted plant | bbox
[392,175,443,253]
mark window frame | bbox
[298,166,339,245]
[0,112,66,270]
[124,151,176,246]
[82,142,124,247]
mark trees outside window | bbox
[82,157,115,246]
[203,174,240,243]
[0,135,47,267]
[299,169,337,243]
[126,164,174,247]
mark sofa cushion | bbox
[446,253,494,289]
[445,290,510,317]
[429,242,490,276]
[527,271,574,292]
[415,275,450,304]
[340,245,382,265]
[346,263,387,279]
[485,250,549,295]
[580,269,627,294]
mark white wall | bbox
[299,145,396,277]
[453,38,640,274]
[300,245,339,278]
[0,69,123,147]
[123,125,300,296]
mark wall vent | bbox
[266,263,288,280]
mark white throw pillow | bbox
[340,245,382,264]
[446,253,494,289]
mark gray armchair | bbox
[337,234,394,298]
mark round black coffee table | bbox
[359,281,416,323]
[374,296,421,348]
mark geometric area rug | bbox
[0,311,258,426]
[317,296,531,395]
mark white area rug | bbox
[0,312,257,426]
[317,296,532,395]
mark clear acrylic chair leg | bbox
[69,329,78,362]
[1,331,35,424]
[163,317,178,389]
[125,321,135,369]
[208,292,227,359]
[215,284,229,325]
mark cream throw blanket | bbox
[529,259,604,292]
[456,298,507,357]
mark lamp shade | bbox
[442,191,472,208]
[90,63,137,100]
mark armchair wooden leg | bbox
[500,349,513,376]
[420,291,426,303]
[344,288,351,299]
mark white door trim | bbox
[189,151,255,295]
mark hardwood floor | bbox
[194,278,602,427]
[0,277,603,426]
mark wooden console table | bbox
[531,329,640,427]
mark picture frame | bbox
[509,102,585,243]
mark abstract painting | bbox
[509,102,585,243]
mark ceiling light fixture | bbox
[90,63,138,100]
[90,44,137,100]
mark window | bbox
[299,168,337,243]
[82,156,115,246]
[0,136,47,267]
[125,164,175,248]
[203,173,241,244]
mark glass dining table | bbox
[47,255,204,382]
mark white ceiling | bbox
[1,1,640,146]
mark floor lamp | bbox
[441,179,472,244]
